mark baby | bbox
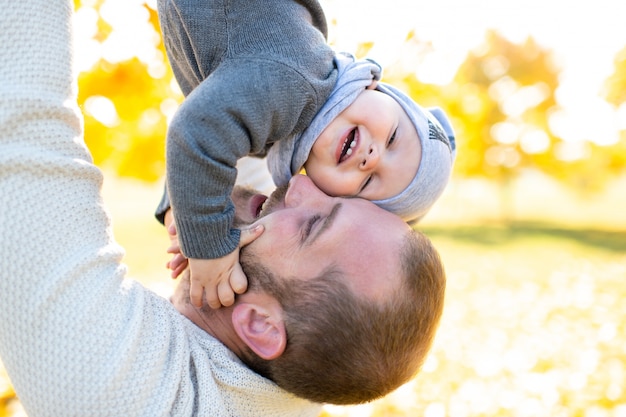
[267,56,456,221]
[156,0,456,308]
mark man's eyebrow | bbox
[310,202,342,245]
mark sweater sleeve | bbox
[166,58,321,259]
[0,1,196,415]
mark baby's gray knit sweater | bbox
[157,0,337,259]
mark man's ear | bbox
[232,300,286,360]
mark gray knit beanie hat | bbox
[372,84,456,223]
[267,53,456,223]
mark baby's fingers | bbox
[189,277,205,308]
[217,280,236,307]
[230,264,248,295]
[238,224,264,248]
[166,244,181,254]
[189,272,211,308]
[203,283,221,309]
[167,252,184,268]
[169,254,188,278]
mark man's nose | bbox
[284,174,329,207]
[359,145,380,171]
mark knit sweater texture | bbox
[0,0,321,415]
[156,0,338,260]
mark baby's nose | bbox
[359,146,379,171]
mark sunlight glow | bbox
[99,0,157,64]
[501,84,550,118]
[553,141,590,162]
[160,97,180,124]
[417,51,466,86]
[424,402,446,417]
[552,92,621,146]
[422,354,439,373]
[488,76,518,106]
[73,0,163,75]
[73,6,100,72]
[491,122,521,145]
[321,0,626,146]
[486,145,521,168]
[138,108,161,134]
[617,104,626,130]
[84,95,119,127]
[520,129,550,154]
[482,55,510,80]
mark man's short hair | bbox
[239,229,446,405]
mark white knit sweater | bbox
[0,1,320,416]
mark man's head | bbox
[176,175,446,405]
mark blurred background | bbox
[2,0,625,416]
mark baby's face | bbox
[304,89,421,201]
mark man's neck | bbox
[176,299,247,358]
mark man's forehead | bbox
[333,212,407,302]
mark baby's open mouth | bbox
[338,128,357,163]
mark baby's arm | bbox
[165,76,255,307]
[165,63,317,304]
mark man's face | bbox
[241,175,410,301]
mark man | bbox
[0,0,445,416]
[171,175,446,405]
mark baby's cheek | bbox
[302,168,338,196]
[319,171,363,198]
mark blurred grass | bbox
[2,173,625,416]
[423,222,626,254]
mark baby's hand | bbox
[189,225,264,308]
[167,246,188,279]
[164,209,188,279]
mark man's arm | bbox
[0,2,324,416]
[0,1,189,415]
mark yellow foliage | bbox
[0,367,16,417]
[354,42,374,59]
[603,46,626,106]
[75,0,181,182]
